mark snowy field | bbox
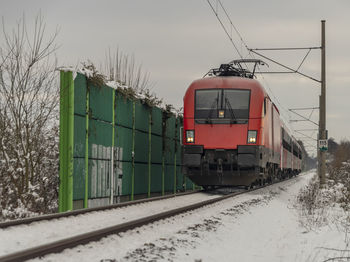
[0,192,221,256]
[23,170,348,262]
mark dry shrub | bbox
[297,175,321,215]
[328,161,350,210]
[332,140,350,170]
[0,14,59,220]
[297,175,332,228]
[297,139,350,229]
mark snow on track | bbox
[29,171,325,262]
[0,192,221,256]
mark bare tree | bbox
[332,140,350,169]
[0,14,59,219]
[103,48,152,93]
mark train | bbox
[182,60,302,189]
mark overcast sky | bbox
[1,0,349,156]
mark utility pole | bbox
[248,21,328,185]
[318,20,327,185]
[210,2,328,180]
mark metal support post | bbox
[131,101,135,200]
[148,109,152,198]
[59,71,74,212]
[110,90,115,204]
[84,83,89,208]
[174,119,177,194]
[161,114,166,196]
[162,155,165,196]
[318,20,326,185]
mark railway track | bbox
[0,190,199,229]
[0,175,299,262]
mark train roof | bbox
[186,76,268,95]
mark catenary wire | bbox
[206,0,293,123]
[205,0,318,154]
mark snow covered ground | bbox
[24,170,349,262]
[0,192,221,256]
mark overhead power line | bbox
[204,0,321,158]
[251,47,320,51]
[216,0,250,51]
[288,108,319,126]
[205,0,293,123]
[249,49,321,83]
[294,130,317,141]
[205,0,244,62]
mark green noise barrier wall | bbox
[59,71,196,211]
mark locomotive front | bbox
[182,76,267,187]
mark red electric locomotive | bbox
[182,60,302,188]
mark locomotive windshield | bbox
[195,89,250,124]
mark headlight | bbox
[186,130,195,143]
[247,130,257,144]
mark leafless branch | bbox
[317,247,350,253]
[0,13,59,218]
[103,48,152,92]
[322,257,350,262]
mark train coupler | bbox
[217,158,223,174]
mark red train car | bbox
[182,61,302,188]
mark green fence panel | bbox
[115,94,133,129]
[176,119,182,162]
[134,163,148,194]
[176,165,183,191]
[115,125,133,162]
[89,159,111,198]
[60,72,196,209]
[88,119,113,199]
[164,164,174,192]
[165,116,176,139]
[135,102,150,133]
[176,145,181,165]
[186,175,194,189]
[152,107,163,136]
[88,119,113,155]
[73,115,86,158]
[165,137,175,165]
[121,162,133,195]
[134,130,149,163]
[73,158,85,200]
[74,73,87,115]
[89,83,113,122]
[150,164,162,193]
[151,135,163,164]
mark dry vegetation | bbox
[332,140,350,170]
[295,139,350,261]
[297,139,350,229]
[0,14,162,221]
[0,14,60,220]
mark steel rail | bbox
[0,190,245,262]
[0,176,301,262]
[0,190,199,229]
